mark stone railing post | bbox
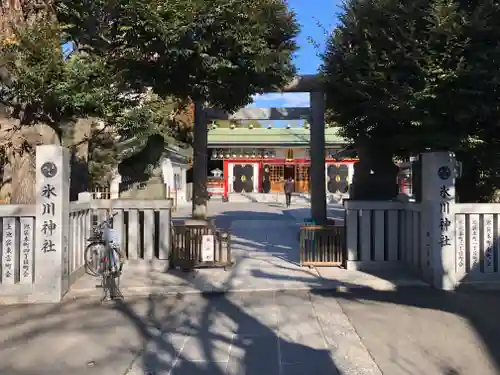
[421,152,457,290]
[34,145,71,302]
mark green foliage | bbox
[87,123,119,189]
[321,0,500,200]
[0,16,143,144]
[56,0,300,111]
[0,16,162,192]
[1,0,300,192]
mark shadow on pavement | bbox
[311,287,500,375]
[115,291,339,375]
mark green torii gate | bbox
[191,74,328,223]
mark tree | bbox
[321,0,500,201]
[0,2,204,204]
[0,0,54,203]
[57,0,299,111]
[57,0,299,216]
[0,14,150,203]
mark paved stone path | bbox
[2,289,500,374]
[69,202,425,297]
[1,292,378,375]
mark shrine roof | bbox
[207,127,347,147]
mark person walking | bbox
[284,176,294,208]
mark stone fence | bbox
[0,146,173,304]
[344,152,500,290]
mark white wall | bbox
[227,162,259,193]
[161,157,188,203]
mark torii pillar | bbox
[197,75,327,222]
[192,100,209,219]
[309,91,327,224]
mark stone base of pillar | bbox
[184,218,214,227]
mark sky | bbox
[245,0,340,126]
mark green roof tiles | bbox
[207,127,347,146]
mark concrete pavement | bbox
[1,202,499,374]
[2,290,500,374]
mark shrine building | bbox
[206,125,357,196]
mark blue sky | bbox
[246,0,340,125]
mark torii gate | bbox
[192,74,328,223]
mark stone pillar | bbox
[309,91,327,223]
[192,100,209,219]
[35,145,71,302]
[421,152,457,290]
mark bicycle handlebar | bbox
[96,212,118,230]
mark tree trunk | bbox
[350,137,398,200]
[62,118,92,201]
[0,0,57,204]
[9,151,36,204]
[8,123,59,204]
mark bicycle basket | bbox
[87,228,103,242]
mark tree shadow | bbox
[197,204,500,374]
[115,291,340,375]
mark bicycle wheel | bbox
[85,241,106,277]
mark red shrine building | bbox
[206,126,357,197]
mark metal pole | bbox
[309,91,327,224]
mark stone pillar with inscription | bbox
[421,152,457,290]
[35,145,71,302]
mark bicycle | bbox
[84,211,125,301]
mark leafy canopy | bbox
[0,16,145,144]
[321,0,500,154]
[56,0,300,111]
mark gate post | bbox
[34,145,71,302]
[421,152,457,290]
